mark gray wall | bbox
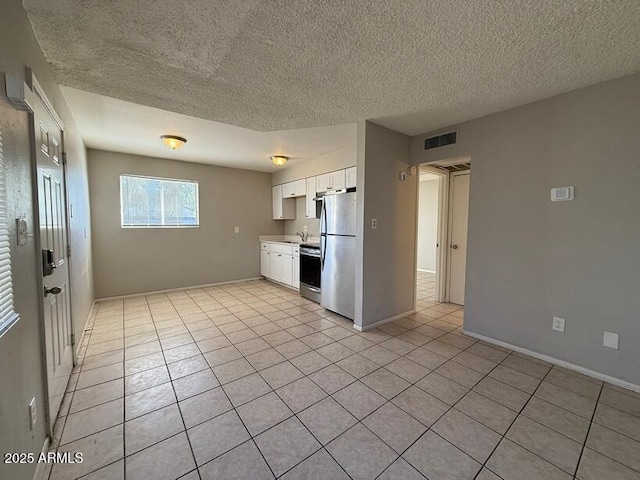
[355,121,417,329]
[283,197,320,238]
[0,1,94,479]
[417,177,439,271]
[88,149,281,298]
[411,73,640,386]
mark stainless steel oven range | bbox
[299,243,321,303]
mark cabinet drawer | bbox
[270,243,294,255]
[261,242,271,251]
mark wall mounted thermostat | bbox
[550,186,574,202]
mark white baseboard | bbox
[353,310,416,332]
[417,268,436,274]
[74,300,96,359]
[463,330,640,394]
[32,436,50,480]
[95,277,263,302]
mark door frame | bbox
[26,73,76,434]
[414,157,471,306]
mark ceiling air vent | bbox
[424,131,457,150]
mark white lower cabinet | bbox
[260,250,270,277]
[261,242,299,289]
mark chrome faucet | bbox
[296,231,308,243]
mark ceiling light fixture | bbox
[270,155,288,167]
[160,135,187,150]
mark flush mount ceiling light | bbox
[160,135,187,150]
[270,155,288,167]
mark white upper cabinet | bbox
[306,177,318,219]
[330,170,346,190]
[316,169,346,192]
[346,166,357,188]
[282,179,306,198]
[272,185,295,220]
[316,173,332,192]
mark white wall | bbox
[88,149,282,298]
[411,72,640,387]
[0,1,93,479]
[355,121,417,329]
[417,176,439,272]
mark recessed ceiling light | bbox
[270,155,288,166]
[160,135,187,150]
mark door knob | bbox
[44,286,62,297]
[450,244,459,249]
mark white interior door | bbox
[34,95,73,430]
[447,172,470,305]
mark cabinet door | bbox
[292,179,306,197]
[281,254,294,286]
[293,254,300,289]
[282,182,295,199]
[331,170,346,190]
[316,173,332,192]
[269,252,282,282]
[272,185,283,219]
[306,177,318,218]
[261,250,270,277]
[345,167,357,188]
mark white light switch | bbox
[234,226,240,234]
[603,331,619,349]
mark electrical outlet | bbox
[552,316,565,332]
[29,397,37,429]
[234,226,240,234]
[603,331,619,349]
[371,218,378,229]
[303,225,308,233]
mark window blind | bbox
[0,129,19,337]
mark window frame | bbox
[0,128,20,338]
[119,174,200,229]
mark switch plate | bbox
[29,397,37,429]
[371,218,378,229]
[603,331,619,349]
[234,226,239,234]
[552,316,565,332]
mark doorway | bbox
[30,80,74,432]
[415,159,470,307]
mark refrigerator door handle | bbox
[320,199,327,271]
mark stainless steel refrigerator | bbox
[320,189,356,320]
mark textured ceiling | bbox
[60,86,356,172]
[24,0,640,135]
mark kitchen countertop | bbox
[259,235,319,245]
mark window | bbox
[0,128,20,337]
[120,175,199,228]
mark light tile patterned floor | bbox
[45,274,640,480]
